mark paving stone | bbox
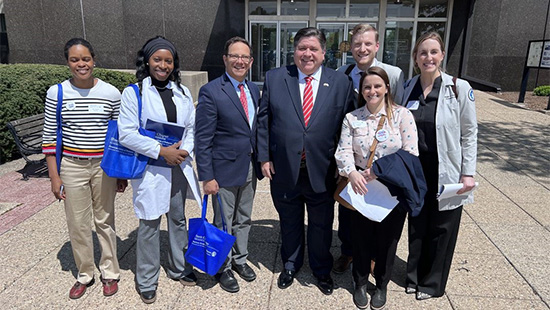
[447,295,548,310]
[445,253,537,299]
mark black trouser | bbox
[406,198,462,297]
[337,204,354,256]
[271,167,335,276]
[351,206,406,288]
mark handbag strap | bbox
[365,115,386,169]
[128,84,143,128]
[201,194,230,233]
[56,83,63,128]
[55,83,63,174]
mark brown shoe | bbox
[69,278,95,299]
[332,255,353,274]
[101,278,119,297]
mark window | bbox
[281,0,309,15]
[419,0,447,18]
[317,0,346,17]
[249,0,277,15]
[349,0,379,18]
[250,21,308,82]
[246,0,452,81]
[386,0,415,18]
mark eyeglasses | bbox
[226,54,253,63]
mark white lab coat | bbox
[403,71,478,211]
[118,77,202,220]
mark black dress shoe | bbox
[170,271,198,286]
[180,271,198,286]
[140,290,156,304]
[315,274,334,295]
[277,269,295,289]
[232,263,257,282]
[216,270,239,293]
[353,284,368,309]
[370,287,387,310]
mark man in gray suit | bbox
[333,23,405,274]
[339,24,404,105]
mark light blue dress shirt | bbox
[226,73,255,127]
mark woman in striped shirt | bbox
[42,38,127,300]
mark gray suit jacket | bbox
[338,59,405,105]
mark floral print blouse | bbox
[335,104,419,177]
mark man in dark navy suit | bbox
[257,27,355,295]
[195,37,262,293]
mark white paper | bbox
[438,182,479,200]
[339,180,399,222]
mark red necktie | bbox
[303,76,313,126]
[301,76,314,161]
[238,84,249,120]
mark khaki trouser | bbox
[60,157,120,284]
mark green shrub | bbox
[533,85,550,96]
[0,64,136,163]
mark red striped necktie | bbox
[303,76,313,126]
[238,84,249,120]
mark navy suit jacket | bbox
[195,73,262,188]
[257,65,355,193]
[372,149,427,217]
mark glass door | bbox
[383,21,414,75]
[318,23,380,70]
[250,21,308,82]
[318,23,345,70]
[250,22,277,82]
[280,22,308,68]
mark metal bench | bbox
[6,113,46,179]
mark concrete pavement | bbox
[0,90,549,309]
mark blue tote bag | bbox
[185,194,236,276]
[101,84,154,179]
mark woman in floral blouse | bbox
[335,66,419,310]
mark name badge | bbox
[66,102,76,110]
[406,100,419,110]
[352,120,366,128]
[88,104,104,113]
[375,129,389,142]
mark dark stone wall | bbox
[4,0,549,90]
[463,0,550,90]
[446,0,470,77]
[4,0,245,81]
[5,0,83,64]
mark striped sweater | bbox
[42,79,121,158]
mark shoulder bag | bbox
[334,115,387,210]
[100,84,153,179]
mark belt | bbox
[64,155,95,161]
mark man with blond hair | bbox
[333,23,405,275]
